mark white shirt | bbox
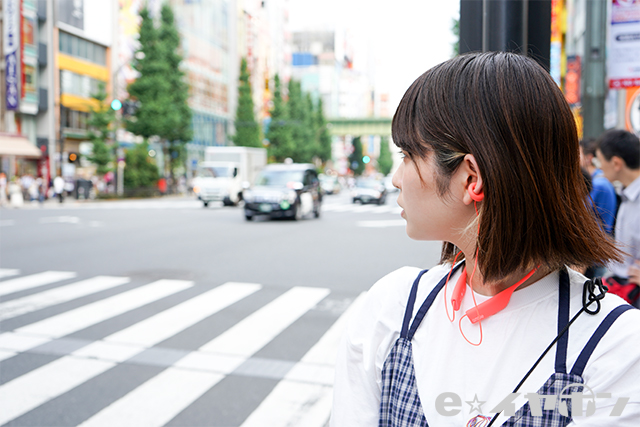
[609,176,640,279]
[331,265,640,426]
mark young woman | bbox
[330,52,640,427]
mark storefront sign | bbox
[609,0,640,88]
[565,56,581,106]
[3,0,21,110]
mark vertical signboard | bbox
[550,0,563,86]
[19,0,38,114]
[609,0,640,88]
[3,0,21,110]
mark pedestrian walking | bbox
[579,137,618,234]
[53,176,65,203]
[331,52,640,427]
[596,129,640,307]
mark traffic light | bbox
[110,99,122,111]
[362,155,371,164]
[68,152,78,163]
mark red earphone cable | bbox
[444,251,462,322]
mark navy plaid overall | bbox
[378,266,633,427]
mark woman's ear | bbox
[462,154,484,204]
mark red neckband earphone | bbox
[452,265,539,324]
[443,182,539,345]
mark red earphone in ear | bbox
[468,182,484,202]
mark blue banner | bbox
[3,0,20,110]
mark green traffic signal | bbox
[111,99,122,111]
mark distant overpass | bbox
[327,117,392,136]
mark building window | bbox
[61,69,105,98]
[61,107,90,131]
[59,31,106,66]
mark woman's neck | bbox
[463,258,552,296]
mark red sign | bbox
[565,56,581,106]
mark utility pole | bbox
[582,0,607,139]
[459,0,551,72]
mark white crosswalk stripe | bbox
[241,292,367,427]
[0,276,130,321]
[0,271,77,297]
[322,202,401,215]
[0,269,362,426]
[78,368,224,427]
[0,269,20,279]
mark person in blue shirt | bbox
[579,138,618,235]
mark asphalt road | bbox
[0,191,442,427]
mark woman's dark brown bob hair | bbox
[392,51,622,281]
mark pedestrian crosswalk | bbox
[28,196,402,216]
[0,269,363,426]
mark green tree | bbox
[377,136,393,175]
[266,74,294,162]
[314,98,332,163]
[124,140,160,189]
[126,5,170,140]
[287,79,313,162]
[349,137,365,176]
[86,82,115,176]
[126,4,192,191]
[452,17,459,57]
[232,58,261,147]
[158,3,192,144]
[158,3,192,185]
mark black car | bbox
[351,178,387,204]
[243,163,322,221]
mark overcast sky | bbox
[288,0,460,113]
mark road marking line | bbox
[0,349,17,362]
[0,271,77,297]
[79,286,330,426]
[240,381,333,427]
[12,279,193,342]
[371,205,393,213]
[39,216,80,224]
[356,219,406,228]
[87,282,262,354]
[0,276,130,321]
[240,292,367,426]
[199,286,331,356]
[0,356,116,426]
[0,269,20,279]
[328,204,357,212]
[0,220,16,227]
[78,368,223,427]
[0,281,259,426]
[352,204,378,213]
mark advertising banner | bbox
[3,0,21,110]
[609,0,640,88]
[565,56,581,106]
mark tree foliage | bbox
[287,79,314,162]
[314,98,332,163]
[124,140,160,189]
[126,4,191,187]
[158,3,192,144]
[86,82,114,176]
[126,5,170,139]
[452,17,459,57]
[266,74,294,162]
[349,137,365,176]
[377,136,393,176]
[232,58,261,147]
